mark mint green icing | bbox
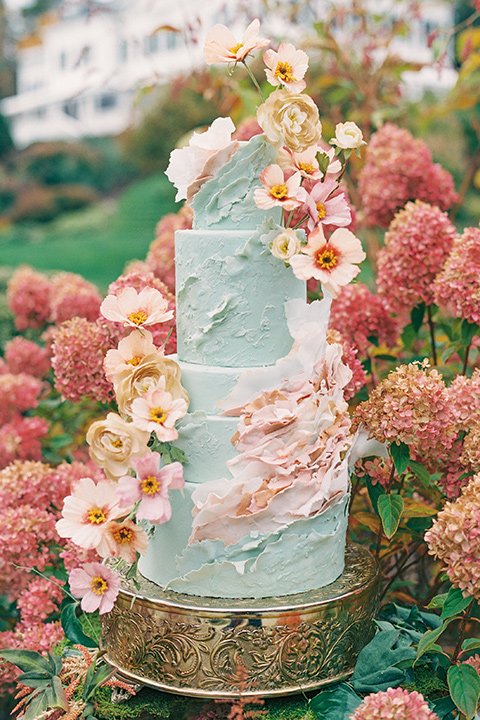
[174,357,246,415]
[191,135,279,230]
[173,412,238,485]
[176,219,305,367]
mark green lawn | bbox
[0,173,179,292]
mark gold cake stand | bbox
[100,543,379,699]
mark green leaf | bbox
[411,303,426,332]
[461,319,480,346]
[401,323,417,349]
[316,151,331,176]
[309,682,362,719]
[23,691,48,720]
[416,620,452,662]
[462,638,480,652]
[83,661,115,701]
[377,494,404,539]
[427,593,448,610]
[447,663,480,719]
[351,629,416,692]
[432,694,457,720]
[366,476,385,514]
[51,675,69,711]
[61,602,98,649]
[0,649,53,674]
[408,460,431,486]
[440,587,473,620]
[16,671,52,688]
[390,442,410,475]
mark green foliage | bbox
[447,663,480,720]
[350,629,416,692]
[61,601,98,649]
[389,442,410,476]
[440,587,473,621]
[0,649,68,719]
[377,494,404,539]
[310,682,362,719]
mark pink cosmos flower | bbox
[254,164,302,211]
[100,287,173,328]
[289,226,366,297]
[277,145,341,181]
[117,451,184,524]
[204,19,269,65]
[68,562,121,614]
[130,385,188,441]
[56,477,127,557]
[103,329,160,384]
[297,179,352,231]
[264,42,309,93]
[102,519,149,562]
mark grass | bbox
[0,173,179,292]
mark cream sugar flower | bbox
[86,411,151,480]
[289,226,366,297]
[100,286,173,329]
[56,476,127,556]
[104,329,160,384]
[130,385,188,442]
[254,164,302,211]
[257,89,322,153]
[271,228,302,261]
[204,18,269,65]
[331,121,366,150]
[264,42,308,93]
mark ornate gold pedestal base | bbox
[100,543,379,699]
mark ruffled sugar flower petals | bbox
[130,386,188,442]
[350,687,439,720]
[103,519,149,563]
[331,121,366,150]
[289,226,366,297]
[254,165,302,212]
[104,329,160,384]
[297,179,352,232]
[165,117,239,203]
[56,477,126,557]
[117,451,184,524]
[115,357,189,418]
[271,229,302,262]
[204,18,269,65]
[100,286,173,328]
[69,562,121,615]
[86,412,151,481]
[264,42,308,93]
[257,89,322,153]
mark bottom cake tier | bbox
[101,543,380,698]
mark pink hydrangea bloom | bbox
[69,562,121,614]
[354,456,394,489]
[4,337,51,378]
[146,205,193,294]
[358,123,457,228]
[425,474,480,599]
[329,283,400,356]
[59,539,100,574]
[51,317,115,404]
[49,271,103,324]
[465,654,480,675]
[117,451,185,524]
[350,687,438,720]
[434,227,480,324]
[0,416,49,469]
[16,576,65,626]
[6,265,53,331]
[232,117,263,141]
[376,201,457,315]
[0,372,43,424]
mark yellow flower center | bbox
[113,526,134,544]
[298,162,315,175]
[127,355,143,366]
[90,576,108,596]
[87,506,107,525]
[270,183,288,200]
[230,42,243,54]
[111,438,123,449]
[316,202,327,219]
[275,61,295,83]
[150,407,167,424]
[128,310,148,326]
[315,246,339,271]
[140,475,161,496]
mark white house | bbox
[0,0,458,148]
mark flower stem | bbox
[242,59,265,101]
[451,598,475,664]
[462,342,471,376]
[427,305,437,365]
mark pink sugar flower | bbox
[100,286,173,328]
[56,477,127,557]
[204,19,269,65]
[289,226,366,297]
[130,385,188,442]
[350,687,438,720]
[254,164,302,211]
[264,42,309,93]
[69,562,121,614]
[117,451,184,524]
[104,329,160,384]
[297,179,352,231]
[102,519,149,562]
[277,145,341,181]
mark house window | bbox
[59,51,67,69]
[63,100,79,118]
[95,93,118,110]
[144,34,159,54]
[119,39,128,62]
[166,31,178,51]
